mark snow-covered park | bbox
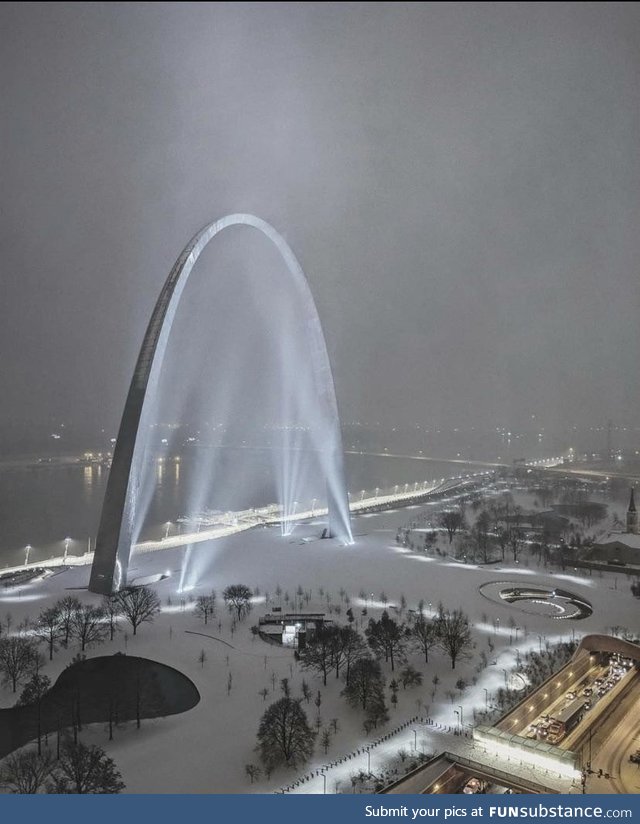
[0,487,636,794]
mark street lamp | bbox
[483,688,489,709]
[360,490,366,502]
[411,728,418,750]
[24,544,31,565]
[501,669,509,687]
[164,521,172,539]
[366,745,372,773]
[311,498,317,516]
[63,536,71,562]
[320,770,327,794]
[454,710,461,732]
[459,705,464,727]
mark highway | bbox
[497,658,601,737]
[583,678,640,794]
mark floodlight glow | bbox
[89,214,352,594]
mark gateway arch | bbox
[89,214,352,595]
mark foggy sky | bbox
[1,2,639,444]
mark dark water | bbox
[0,450,491,568]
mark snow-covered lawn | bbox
[0,502,635,794]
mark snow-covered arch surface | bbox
[89,214,352,595]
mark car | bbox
[526,724,539,739]
[630,753,640,765]
[582,687,593,697]
[566,691,577,701]
[463,778,482,794]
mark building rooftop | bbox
[595,532,640,550]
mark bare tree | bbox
[338,625,367,685]
[298,625,334,686]
[256,697,316,769]
[436,608,474,669]
[365,611,407,671]
[342,656,385,710]
[101,595,121,641]
[57,596,82,647]
[47,739,125,794]
[222,584,253,621]
[17,673,51,755]
[195,592,216,625]
[0,636,38,693]
[439,511,465,544]
[33,606,63,661]
[0,749,54,793]
[399,664,423,689]
[472,510,492,563]
[245,763,261,784]
[114,586,161,635]
[411,614,438,663]
[71,605,107,651]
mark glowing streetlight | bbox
[63,536,71,562]
[311,498,317,516]
[24,544,31,565]
[360,490,366,502]
[164,521,172,539]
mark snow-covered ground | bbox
[0,498,635,794]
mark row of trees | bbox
[0,587,162,697]
[297,606,473,688]
[32,587,161,663]
[0,739,124,794]
[193,585,253,625]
